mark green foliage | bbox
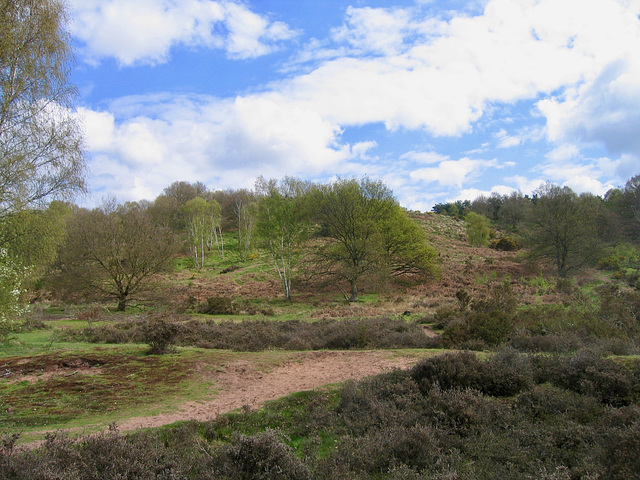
[379,205,439,280]
[440,281,518,347]
[51,200,178,311]
[0,248,28,341]
[431,200,470,218]
[255,177,311,300]
[525,183,602,277]
[0,202,70,280]
[599,243,640,287]
[0,0,86,216]
[465,212,490,247]
[490,236,521,251]
[182,196,223,268]
[314,178,438,301]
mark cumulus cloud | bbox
[331,6,413,55]
[275,0,640,142]
[70,0,297,66]
[538,60,640,156]
[71,0,640,206]
[77,95,349,201]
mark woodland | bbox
[2,1,640,479]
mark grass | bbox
[1,346,209,437]
[1,319,352,445]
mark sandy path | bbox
[118,350,420,431]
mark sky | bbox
[69,0,640,211]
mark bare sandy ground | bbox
[118,350,421,431]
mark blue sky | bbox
[69,0,640,211]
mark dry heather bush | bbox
[546,351,640,406]
[59,316,434,351]
[409,350,533,398]
[213,430,311,480]
[140,313,179,355]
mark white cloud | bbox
[72,0,640,207]
[455,184,517,202]
[531,154,626,196]
[495,129,521,148]
[410,157,499,187]
[546,144,580,161]
[400,150,450,164]
[70,0,297,66]
[331,6,413,55]
[507,175,547,195]
[538,60,640,156]
[283,0,640,139]
[77,94,349,201]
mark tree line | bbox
[435,175,640,278]
[39,176,438,311]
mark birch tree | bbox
[255,176,311,300]
[0,0,85,216]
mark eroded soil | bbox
[118,350,421,431]
[1,350,425,437]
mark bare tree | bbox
[53,201,178,311]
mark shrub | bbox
[140,313,179,355]
[599,406,640,480]
[337,370,423,434]
[490,236,521,251]
[410,351,533,398]
[410,352,484,394]
[213,430,311,480]
[549,351,638,406]
[466,212,490,247]
[510,333,584,353]
[323,425,441,474]
[515,384,603,424]
[483,348,533,397]
[198,296,236,315]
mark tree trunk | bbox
[348,280,359,302]
[116,296,127,311]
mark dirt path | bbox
[118,350,420,431]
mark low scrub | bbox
[56,315,438,351]
[4,351,640,479]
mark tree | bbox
[182,196,224,268]
[233,189,256,261]
[498,191,528,229]
[315,178,437,302]
[378,205,438,280]
[148,181,211,231]
[432,200,470,219]
[1,201,70,277]
[525,183,600,277]
[53,201,178,311]
[183,197,211,269]
[0,0,85,216]
[466,212,491,247]
[0,247,27,341]
[621,174,640,242]
[255,176,311,300]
